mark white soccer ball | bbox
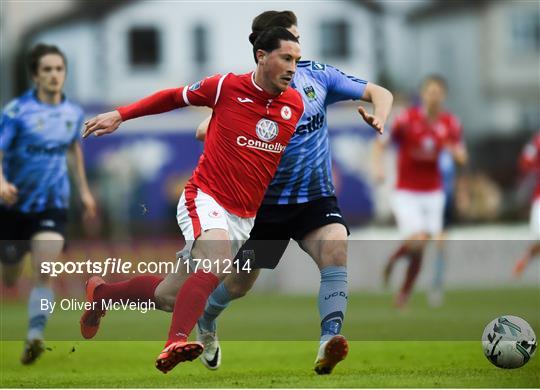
[482,315,537,369]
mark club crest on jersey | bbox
[280,106,292,120]
[311,61,326,71]
[66,120,73,131]
[422,137,435,152]
[255,118,279,142]
[188,80,202,91]
[303,85,317,101]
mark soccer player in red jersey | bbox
[513,133,540,277]
[80,27,304,373]
[374,75,467,308]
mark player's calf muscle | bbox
[224,269,260,299]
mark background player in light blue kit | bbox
[0,44,96,364]
[428,149,457,307]
[191,11,393,374]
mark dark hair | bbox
[421,74,448,92]
[28,43,67,76]
[252,26,299,64]
[249,10,297,45]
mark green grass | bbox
[1,288,539,387]
[1,341,538,388]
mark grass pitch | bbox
[1,288,539,388]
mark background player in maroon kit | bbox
[80,27,304,373]
[374,75,467,308]
[513,133,540,277]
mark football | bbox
[482,315,537,369]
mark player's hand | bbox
[81,190,97,221]
[358,106,384,135]
[0,180,18,206]
[83,110,123,138]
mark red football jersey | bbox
[180,72,304,217]
[520,134,540,200]
[391,106,463,191]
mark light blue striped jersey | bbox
[439,149,456,196]
[0,90,83,212]
[263,61,367,205]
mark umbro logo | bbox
[326,213,342,218]
[40,219,56,227]
[237,97,254,103]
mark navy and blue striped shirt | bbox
[0,90,83,212]
[263,61,368,205]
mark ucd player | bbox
[0,44,96,364]
[193,11,393,374]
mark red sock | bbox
[389,243,408,264]
[94,275,163,303]
[401,251,423,295]
[166,271,219,345]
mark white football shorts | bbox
[176,185,254,262]
[391,189,445,238]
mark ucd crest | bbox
[303,85,317,101]
[311,61,326,71]
[255,118,279,142]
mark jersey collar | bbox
[31,89,66,107]
[250,72,284,99]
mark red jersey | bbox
[519,134,540,200]
[391,106,463,191]
[180,72,303,217]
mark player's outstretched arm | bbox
[359,83,393,135]
[83,88,184,138]
[195,115,211,141]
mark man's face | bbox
[257,39,301,93]
[33,54,66,95]
[421,80,446,110]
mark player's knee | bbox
[407,233,429,250]
[153,286,176,312]
[317,243,347,268]
[329,245,347,267]
[153,293,175,312]
[1,260,23,287]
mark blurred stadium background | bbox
[1,0,539,319]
